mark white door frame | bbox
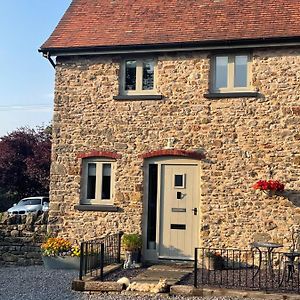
[142,156,201,261]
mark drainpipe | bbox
[43,52,56,69]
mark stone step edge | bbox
[72,280,123,292]
[133,274,190,284]
[72,263,122,290]
[170,285,300,300]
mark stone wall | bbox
[0,213,47,266]
[50,47,300,251]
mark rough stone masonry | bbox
[0,212,47,266]
[49,47,300,251]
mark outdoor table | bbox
[279,252,300,285]
[250,241,283,277]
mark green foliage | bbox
[122,233,142,251]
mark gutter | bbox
[38,36,300,58]
[42,52,56,69]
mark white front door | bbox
[159,163,199,259]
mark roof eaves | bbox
[39,36,300,57]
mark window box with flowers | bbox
[252,179,285,197]
[41,237,82,270]
[204,251,224,270]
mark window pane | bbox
[87,164,96,199]
[125,60,136,90]
[215,56,228,89]
[174,175,184,187]
[101,164,111,200]
[142,60,154,90]
[234,55,248,87]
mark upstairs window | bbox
[81,158,115,205]
[121,59,157,95]
[211,54,252,93]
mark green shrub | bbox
[122,233,142,251]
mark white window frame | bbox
[81,158,115,205]
[120,58,158,95]
[174,173,186,189]
[211,53,253,93]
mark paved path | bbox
[132,264,192,285]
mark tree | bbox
[0,126,51,211]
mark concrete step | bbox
[131,264,192,285]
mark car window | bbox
[18,199,42,205]
[42,198,49,204]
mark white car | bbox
[7,196,49,215]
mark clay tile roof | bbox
[41,0,300,51]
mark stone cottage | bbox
[40,0,300,261]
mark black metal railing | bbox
[79,232,123,281]
[194,247,300,294]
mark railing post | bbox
[194,247,198,288]
[117,231,123,263]
[79,242,84,280]
[100,243,104,281]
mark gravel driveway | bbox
[0,265,255,300]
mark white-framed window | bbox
[211,54,252,93]
[81,158,115,205]
[174,174,186,189]
[120,58,157,95]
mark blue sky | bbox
[0,1,72,136]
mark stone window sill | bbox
[74,204,119,212]
[204,92,259,99]
[113,95,163,101]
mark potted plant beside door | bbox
[122,233,142,269]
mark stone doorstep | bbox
[147,264,193,272]
[72,280,123,292]
[170,285,300,300]
[132,264,192,286]
[81,263,122,281]
[121,290,172,298]
[72,263,122,290]
[73,263,192,292]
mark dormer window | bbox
[121,58,157,95]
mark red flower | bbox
[252,179,284,191]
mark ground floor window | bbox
[81,158,115,205]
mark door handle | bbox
[192,208,198,215]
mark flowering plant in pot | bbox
[41,237,81,269]
[252,179,284,197]
[122,233,142,269]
